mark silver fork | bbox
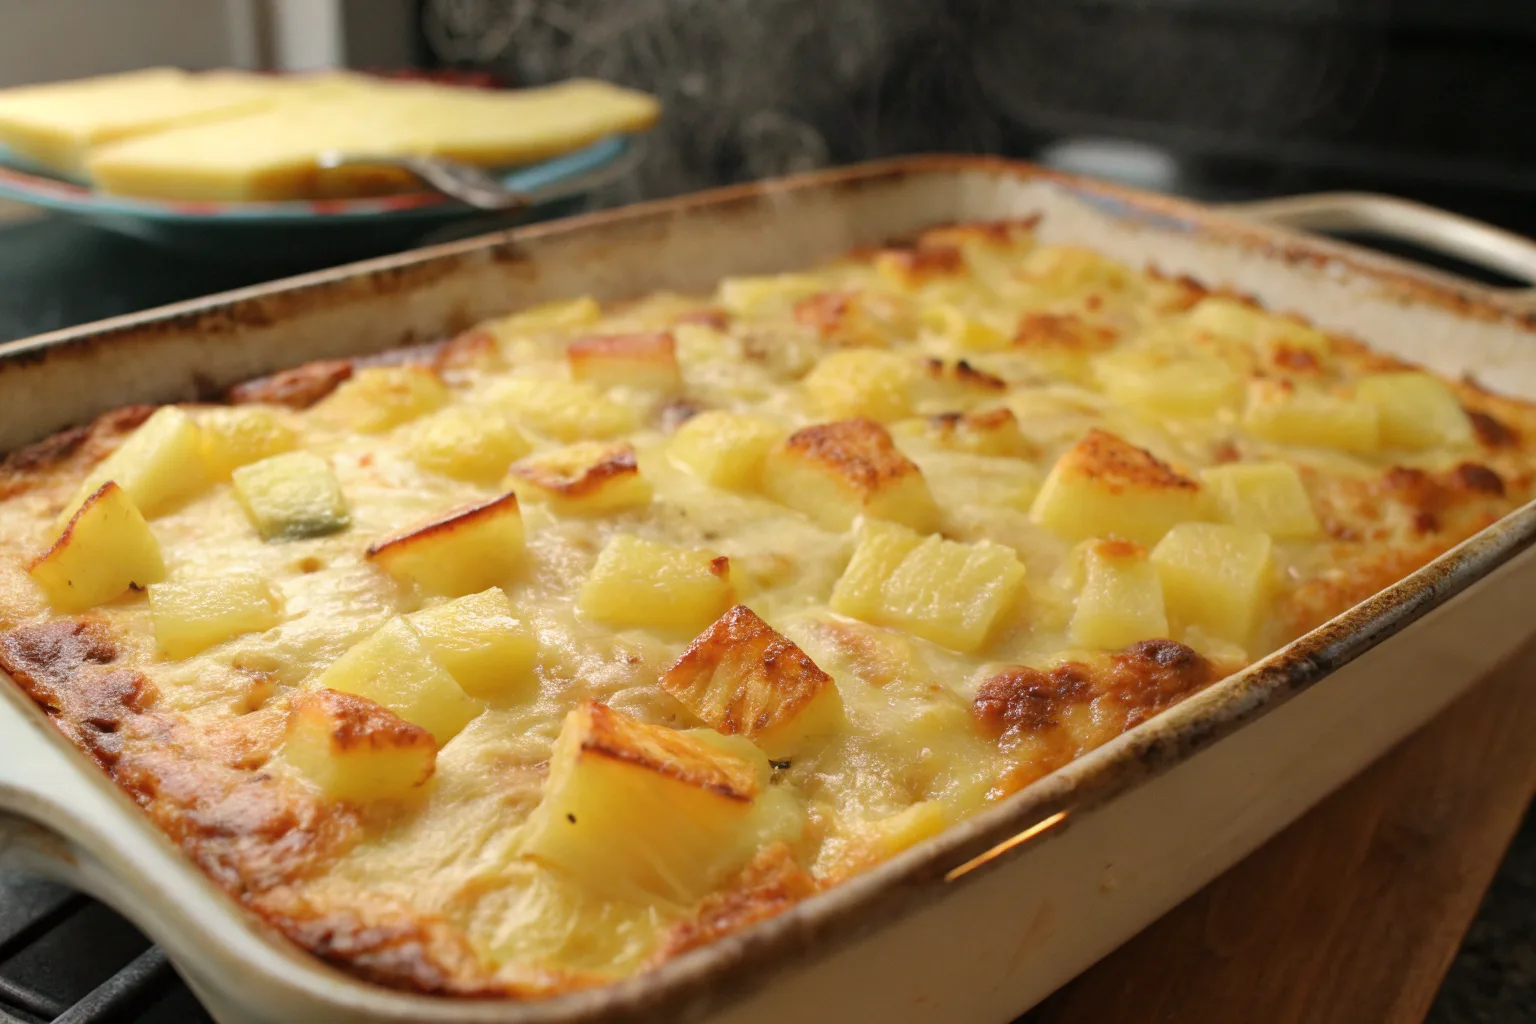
[314,143,644,211]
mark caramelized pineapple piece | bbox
[801,349,917,421]
[199,405,297,479]
[367,492,524,597]
[1011,313,1121,383]
[29,482,165,611]
[1069,539,1168,650]
[660,605,843,759]
[312,617,483,744]
[488,377,638,441]
[873,245,966,290]
[1152,522,1274,644]
[578,534,734,634]
[1356,372,1475,450]
[762,419,939,533]
[282,688,437,803]
[57,406,209,528]
[1030,429,1205,546]
[895,408,1033,458]
[232,451,350,540]
[313,365,449,433]
[521,701,761,903]
[1242,380,1379,453]
[149,572,282,659]
[567,332,681,392]
[507,442,652,515]
[1201,461,1320,539]
[1092,349,1242,418]
[668,411,784,492]
[407,588,538,701]
[831,520,1025,653]
[404,404,530,482]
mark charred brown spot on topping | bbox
[508,444,639,498]
[1270,345,1321,373]
[655,843,816,960]
[878,244,965,282]
[917,214,1041,250]
[1468,408,1519,449]
[1145,265,1212,312]
[1094,538,1145,559]
[1451,462,1505,496]
[1064,429,1199,493]
[708,556,731,578]
[793,291,855,333]
[973,664,1094,737]
[676,307,731,331]
[783,419,922,490]
[228,360,354,409]
[1012,313,1119,352]
[1211,440,1242,464]
[366,491,519,560]
[252,891,500,996]
[921,358,1007,391]
[292,689,436,756]
[1107,640,1218,728]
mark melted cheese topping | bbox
[2,219,1534,995]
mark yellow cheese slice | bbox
[86,78,661,202]
[0,68,282,177]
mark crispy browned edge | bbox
[0,156,1534,1018]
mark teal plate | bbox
[0,135,639,261]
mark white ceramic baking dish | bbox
[1,157,1535,1024]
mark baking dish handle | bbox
[1221,192,1536,302]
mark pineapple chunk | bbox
[312,617,483,744]
[895,408,1033,459]
[282,688,437,803]
[508,442,652,515]
[232,451,350,540]
[830,520,1025,653]
[489,296,602,339]
[1151,522,1274,644]
[579,535,734,634]
[1242,380,1379,453]
[567,332,681,392]
[312,365,449,433]
[149,572,282,659]
[914,358,1008,412]
[1011,313,1120,383]
[407,588,538,701]
[367,492,524,597]
[762,419,939,533]
[1356,372,1475,450]
[1030,429,1205,546]
[56,406,209,528]
[660,605,843,759]
[919,302,1011,352]
[29,482,165,611]
[873,245,965,289]
[717,273,825,318]
[488,377,638,441]
[521,701,761,903]
[404,404,530,482]
[1069,540,1169,650]
[1092,349,1241,418]
[1188,298,1329,358]
[199,405,297,479]
[1201,461,1320,539]
[1020,245,1134,296]
[668,411,784,492]
[802,350,917,421]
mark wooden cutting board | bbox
[1024,638,1536,1024]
